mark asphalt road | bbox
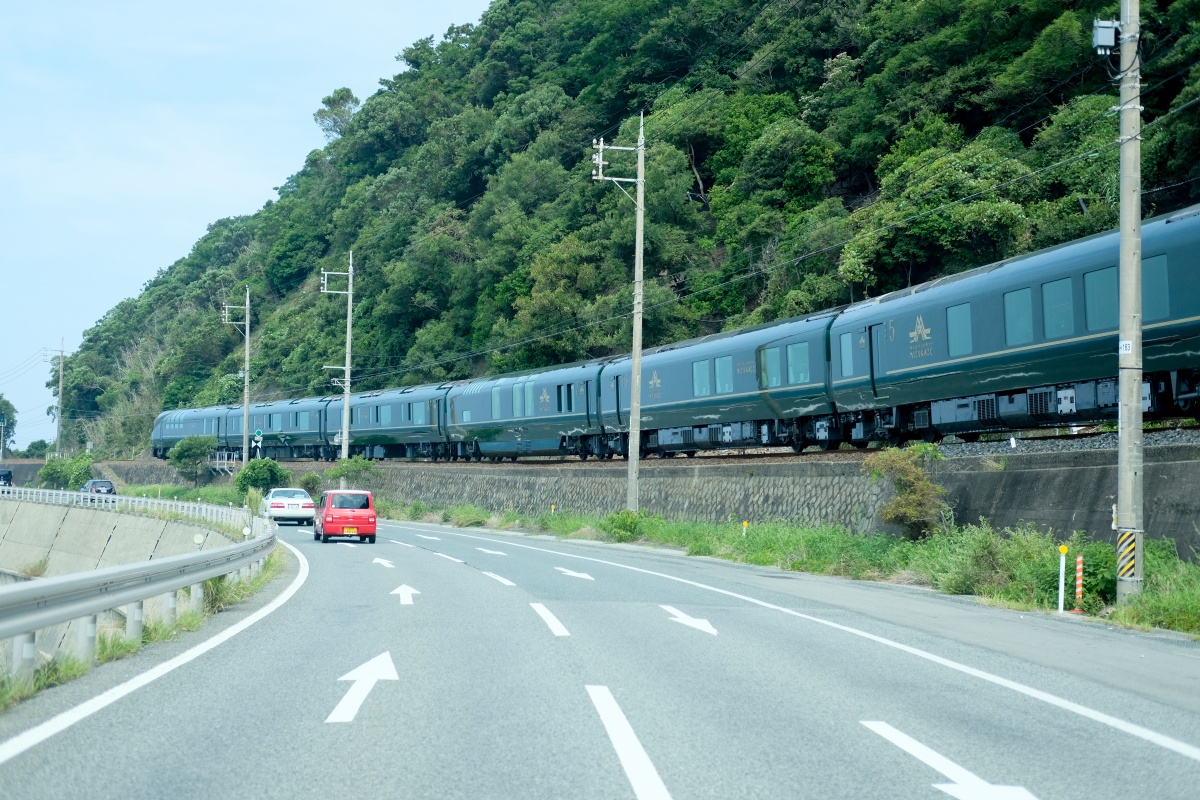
[1,519,1198,799]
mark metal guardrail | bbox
[0,487,276,682]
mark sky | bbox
[0,0,493,449]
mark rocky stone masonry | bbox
[288,459,897,533]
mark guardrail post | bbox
[76,614,97,665]
[125,600,143,642]
[190,582,205,614]
[161,591,177,629]
[10,632,35,682]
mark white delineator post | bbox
[1057,545,1068,614]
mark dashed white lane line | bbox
[438,530,1200,765]
[476,547,506,555]
[530,603,570,636]
[416,534,440,540]
[587,685,672,800]
[388,539,415,547]
[340,543,356,548]
[482,571,515,586]
[0,540,310,767]
[433,552,464,563]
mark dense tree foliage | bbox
[53,0,1200,457]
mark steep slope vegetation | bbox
[58,0,1200,457]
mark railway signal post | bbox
[323,251,354,489]
[1097,1,1144,601]
[592,113,646,512]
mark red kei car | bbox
[314,490,378,544]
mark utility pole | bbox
[223,286,252,465]
[593,113,646,512]
[323,251,354,489]
[56,340,64,458]
[1098,4,1144,601]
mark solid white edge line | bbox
[428,529,1200,764]
[861,721,984,787]
[529,603,570,636]
[0,539,310,767]
[586,685,672,800]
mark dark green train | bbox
[153,205,1200,461]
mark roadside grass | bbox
[119,483,243,507]
[0,655,90,710]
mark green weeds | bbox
[0,656,90,709]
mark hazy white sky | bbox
[0,0,492,448]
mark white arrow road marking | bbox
[388,539,415,548]
[433,552,464,563]
[862,721,1039,800]
[390,585,420,605]
[325,652,399,724]
[556,567,594,580]
[587,685,672,800]
[340,543,357,548]
[416,534,440,540]
[659,605,717,635]
[482,571,515,586]
[530,603,570,636]
[372,558,394,569]
[476,547,506,555]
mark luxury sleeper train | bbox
[153,205,1200,462]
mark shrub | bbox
[168,436,217,486]
[863,443,948,538]
[297,472,323,497]
[448,505,488,527]
[234,459,291,495]
[38,452,94,491]
[601,509,648,542]
[325,455,377,485]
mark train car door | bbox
[869,322,891,401]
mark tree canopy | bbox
[51,0,1200,458]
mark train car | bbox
[346,384,451,459]
[445,361,609,460]
[152,405,231,458]
[598,311,838,456]
[239,397,333,459]
[825,203,1200,445]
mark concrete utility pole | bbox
[593,113,646,512]
[1096,2,1145,602]
[56,340,64,458]
[223,287,252,465]
[323,251,354,489]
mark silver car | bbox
[260,488,315,525]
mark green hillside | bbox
[57,0,1200,457]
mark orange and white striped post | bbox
[1071,554,1084,614]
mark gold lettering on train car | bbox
[735,360,754,374]
[539,388,551,411]
[908,315,933,359]
[649,371,662,399]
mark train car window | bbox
[381,405,391,425]
[1084,267,1116,331]
[1004,288,1033,346]
[298,411,310,429]
[786,343,810,384]
[1143,255,1169,321]
[512,384,524,417]
[411,402,426,425]
[760,346,783,387]
[1042,278,1074,339]
[715,356,734,393]
[839,334,854,377]
[566,384,575,412]
[253,415,264,431]
[461,408,472,422]
[525,383,534,417]
[491,388,502,420]
[556,385,564,413]
[692,360,712,397]
[946,303,973,357]
[271,413,281,431]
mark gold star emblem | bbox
[909,315,932,344]
[539,388,551,409]
[649,371,662,389]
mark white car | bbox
[260,488,316,525]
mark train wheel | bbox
[853,441,869,450]
[887,430,905,448]
[510,455,519,462]
[817,439,835,451]
[921,428,941,444]
[684,450,697,458]
[956,432,981,443]
[579,450,589,461]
